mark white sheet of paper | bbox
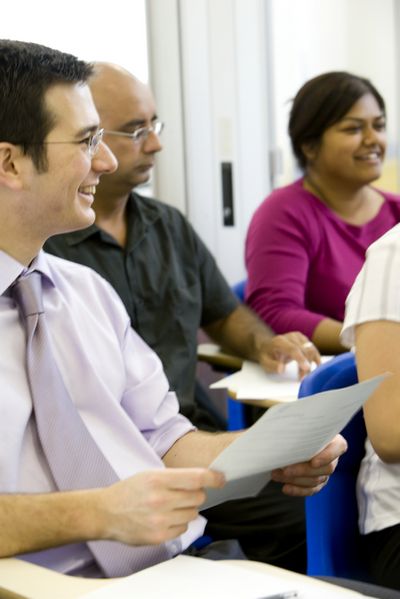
[210,357,333,401]
[82,555,367,598]
[203,374,387,509]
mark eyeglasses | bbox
[40,128,104,157]
[104,120,164,144]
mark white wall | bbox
[147,0,187,213]
[269,0,399,188]
[1,0,149,80]
[148,0,400,284]
[148,0,272,284]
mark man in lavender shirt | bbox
[0,40,345,578]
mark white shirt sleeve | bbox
[341,223,400,348]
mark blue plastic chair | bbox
[232,279,247,302]
[298,352,369,580]
[227,280,248,430]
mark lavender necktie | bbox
[12,271,170,576]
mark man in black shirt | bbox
[45,63,318,572]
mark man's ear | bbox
[0,143,26,190]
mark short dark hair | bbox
[288,71,386,171]
[0,40,94,171]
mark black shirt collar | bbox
[57,191,161,250]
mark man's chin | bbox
[133,169,153,186]
[61,210,96,235]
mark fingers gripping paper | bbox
[203,374,387,509]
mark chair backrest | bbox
[232,279,247,303]
[227,280,248,430]
[299,352,369,580]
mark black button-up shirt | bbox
[45,192,238,424]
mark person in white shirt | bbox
[342,221,400,590]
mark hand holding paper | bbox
[271,434,346,496]
[203,374,387,509]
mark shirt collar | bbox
[0,250,56,295]
[56,192,161,249]
[57,223,100,246]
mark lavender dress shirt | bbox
[0,250,203,575]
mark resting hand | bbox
[99,468,225,546]
[257,332,320,379]
[271,434,347,496]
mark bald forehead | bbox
[89,63,155,121]
[90,63,143,93]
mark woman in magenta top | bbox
[245,71,400,354]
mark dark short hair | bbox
[288,71,386,171]
[0,40,94,171]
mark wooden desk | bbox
[197,343,243,371]
[0,556,363,598]
[208,355,334,409]
[0,558,113,599]
[209,358,303,409]
[225,560,368,596]
[198,345,297,408]
[227,391,288,409]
